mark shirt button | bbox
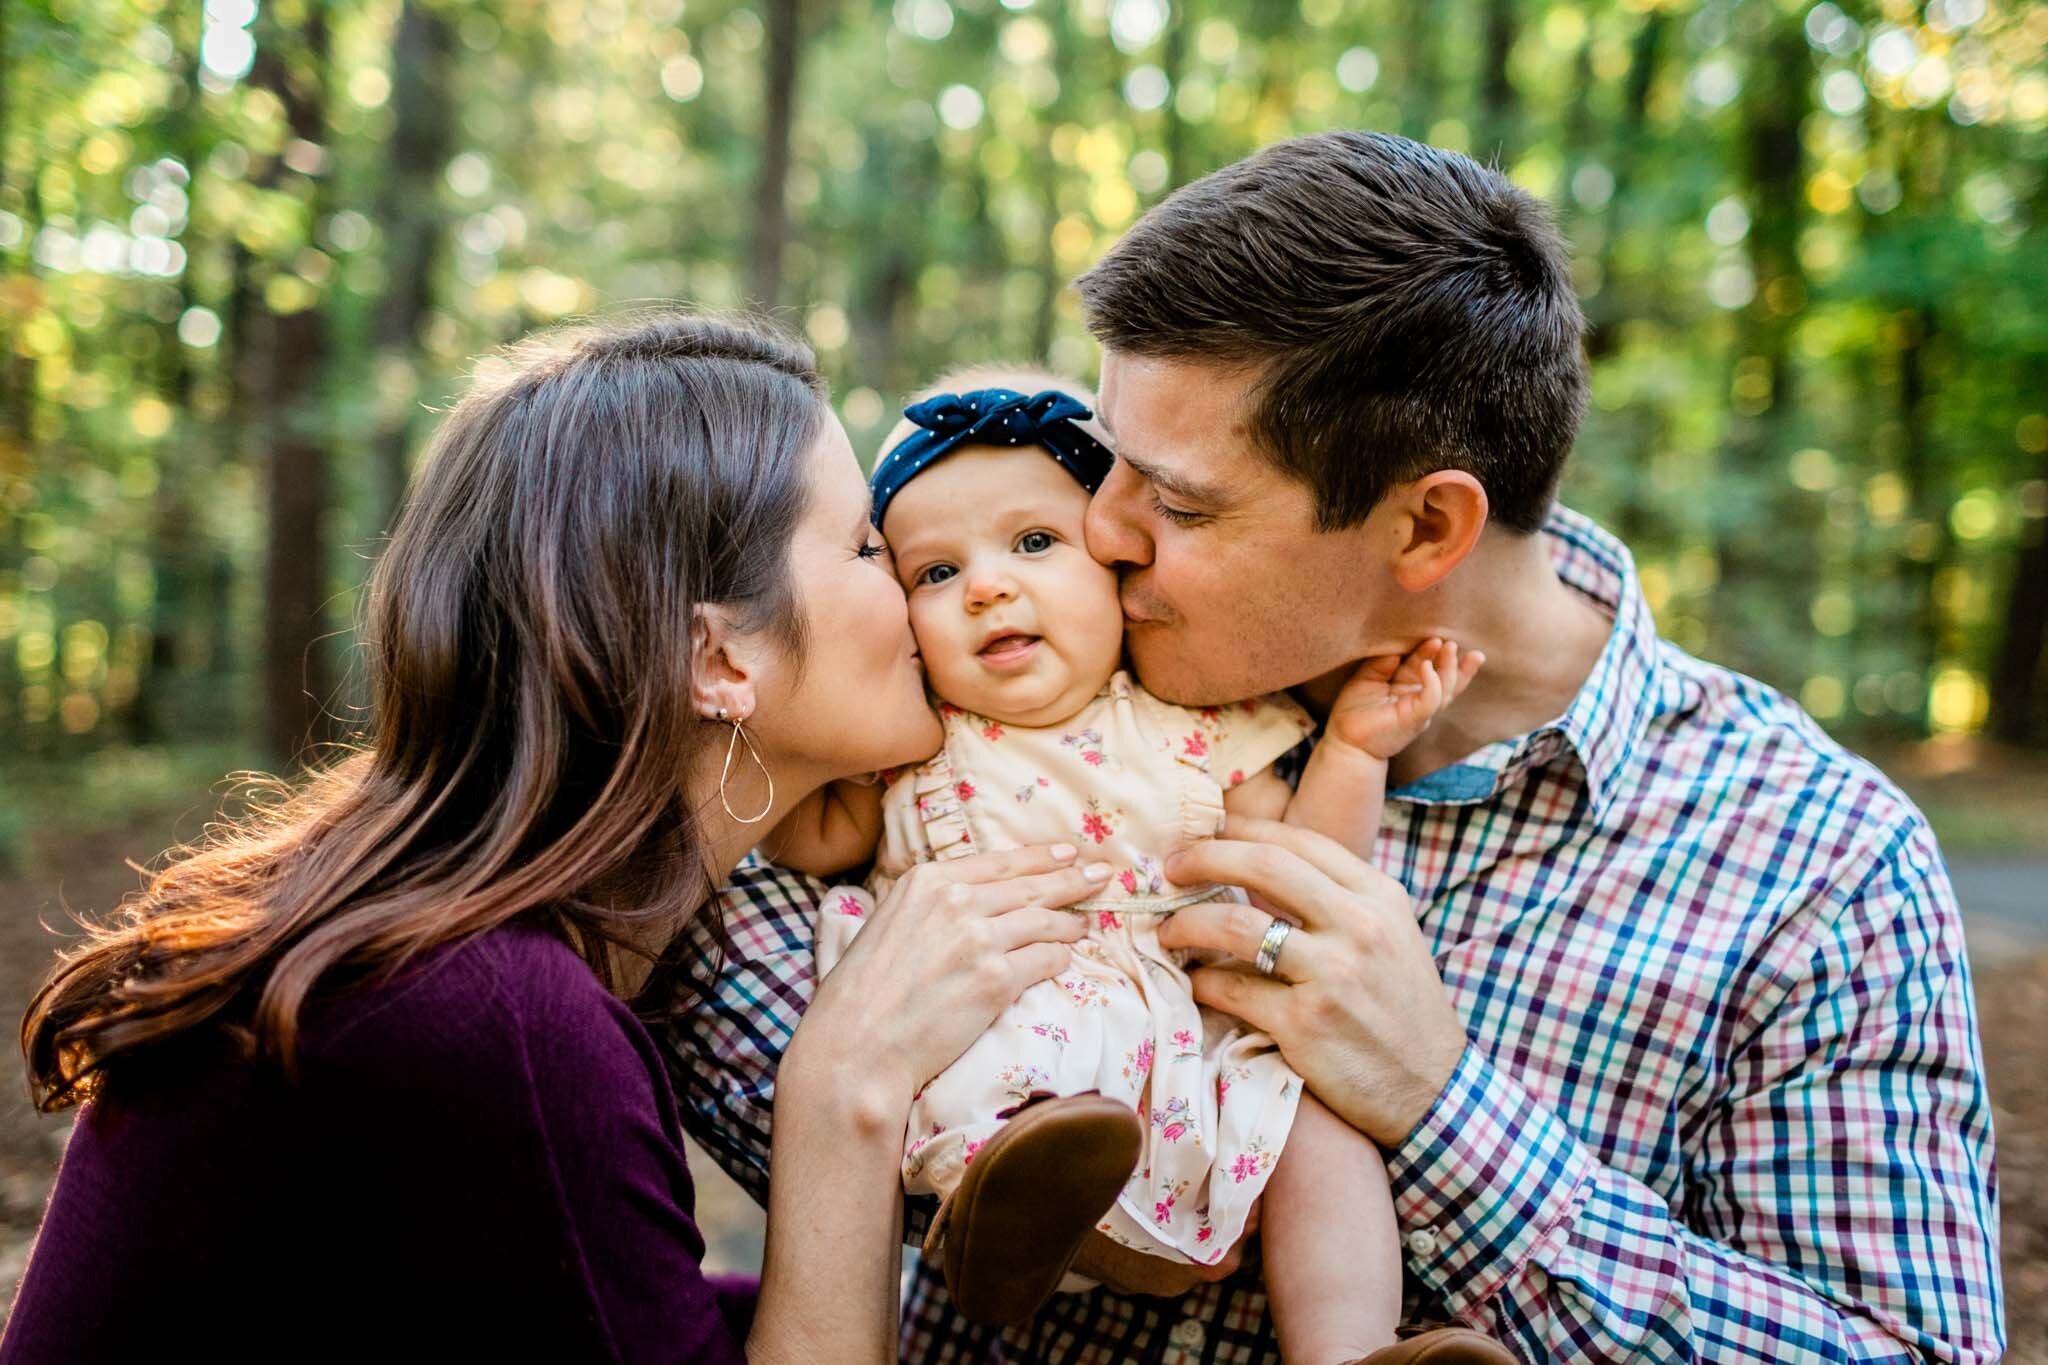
[1168,1318,1206,1350]
[1406,1227,1441,1257]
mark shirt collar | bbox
[1388,505,1662,819]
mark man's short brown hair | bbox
[1075,131,1588,534]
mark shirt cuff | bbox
[1386,1045,1597,1313]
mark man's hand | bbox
[1158,816,1469,1147]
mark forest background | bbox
[2,0,2047,1347]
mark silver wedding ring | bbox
[1253,917,1293,977]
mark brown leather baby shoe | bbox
[1354,1326,1520,1363]
[922,1091,1144,1327]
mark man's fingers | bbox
[1205,812,1395,901]
[988,906,1089,952]
[1188,964,1290,1030]
[943,841,1082,884]
[1155,900,1308,977]
[1163,837,1346,931]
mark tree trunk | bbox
[1585,11,1667,360]
[251,3,336,764]
[1712,15,1811,682]
[1989,449,2048,745]
[371,0,453,529]
[749,0,801,311]
[1477,0,1518,167]
[1399,0,1440,141]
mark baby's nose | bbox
[964,572,1018,608]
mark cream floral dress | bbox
[815,670,1315,1265]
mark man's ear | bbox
[1388,471,1489,594]
[689,603,760,722]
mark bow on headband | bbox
[869,387,1116,527]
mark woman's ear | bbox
[1388,471,1489,594]
[690,604,760,722]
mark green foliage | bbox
[1,0,2044,760]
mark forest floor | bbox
[1,738,2043,1354]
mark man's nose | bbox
[1084,461,1154,568]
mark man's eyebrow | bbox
[1118,450,1227,506]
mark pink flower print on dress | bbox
[1013,775,1051,804]
[1182,731,1208,759]
[834,893,866,919]
[1120,855,1165,897]
[996,1063,1054,1105]
[1228,769,1245,786]
[954,780,976,802]
[1150,1096,1196,1144]
[1061,727,1110,768]
[1122,1037,1154,1084]
[1077,796,1122,845]
[1058,974,1108,1008]
[962,1136,986,1165]
[1023,1021,1072,1048]
[1097,909,1123,930]
[981,720,1005,742]
[1217,1063,1250,1106]
[1152,1179,1187,1227]
[1229,1139,1275,1184]
[1171,1028,1199,1060]
[938,702,964,720]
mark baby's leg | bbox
[1261,1093,1402,1363]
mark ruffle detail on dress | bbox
[1123,679,1228,854]
[909,741,976,863]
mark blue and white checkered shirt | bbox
[653,507,2004,1363]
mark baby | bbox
[771,367,1480,1363]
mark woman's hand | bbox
[1156,816,1469,1147]
[790,844,1109,1107]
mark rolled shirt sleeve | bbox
[1387,823,2004,1363]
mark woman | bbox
[3,314,1104,1361]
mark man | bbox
[659,132,2003,1362]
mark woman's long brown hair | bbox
[22,313,825,1112]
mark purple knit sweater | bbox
[1,924,755,1362]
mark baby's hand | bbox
[1325,637,1483,761]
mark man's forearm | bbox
[1391,1048,2003,1364]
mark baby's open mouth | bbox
[978,631,1041,664]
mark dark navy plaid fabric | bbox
[653,507,2004,1363]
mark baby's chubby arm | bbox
[762,778,886,878]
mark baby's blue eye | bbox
[1016,530,1055,554]
[918,563,958,587]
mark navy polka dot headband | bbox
[869,387,1115,527]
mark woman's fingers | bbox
[987,905,1089,952]
[1003,940,1078,995]
[942,841,1082,885]
[972,859,1114,913]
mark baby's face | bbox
[882,445,1125,727]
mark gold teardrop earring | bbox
[716,707,775,824]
